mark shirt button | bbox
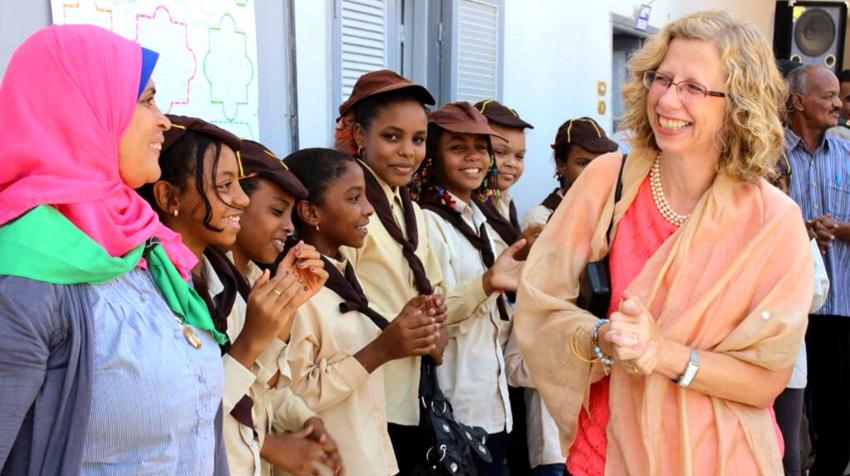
[198,373,206,384]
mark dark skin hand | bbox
[303,417,344,476]
[515,224,544,261]
[260,425,327,476]
[807,214,849,253]
[354,295,443,373]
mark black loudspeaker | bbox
[774,1,847,72]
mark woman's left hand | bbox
[605,293,664,373]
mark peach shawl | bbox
[514,149,812,475]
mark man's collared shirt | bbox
[785,127,850,317]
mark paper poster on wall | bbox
[51,0,259,140]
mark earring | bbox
[315,224,320,232]
[172,209,179,217]
[356,145,365,159]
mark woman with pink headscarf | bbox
[0,25,227,474]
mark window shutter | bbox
[340,0,388,101]
[456,0,500,101]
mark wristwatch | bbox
[674,349,700,388]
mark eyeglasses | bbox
[642,71,726,100]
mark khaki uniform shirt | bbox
[422,196,512,434]
[340,166,488,426]
[287,257,398,475]
[203,258,315,476]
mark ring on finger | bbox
[272,289,282,296]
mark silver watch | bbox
[675,349,700,388]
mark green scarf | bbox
[0,205,227,345]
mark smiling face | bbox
[489,123,526,191]
[175,143,250,254]
[435,132,491,203]
[646,38,728,158]
[118,79,171,188]
[355,98,428,188]
[557,144,599,190]
[234,178,295,265]
[795,67,842,132]
[308,161,374,254]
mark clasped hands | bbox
[603,292,664,376]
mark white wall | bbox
[293,0,334,150]
[502,0,616,216]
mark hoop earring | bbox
[356,145,365,159]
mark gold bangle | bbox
[571,329,600,364]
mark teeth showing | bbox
[659,117,690,130]
[222,216,240,226]
[461,168,482,177]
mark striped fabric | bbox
[81,269,224,474]
[785,128,850,317]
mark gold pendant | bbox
[182,325,202,349]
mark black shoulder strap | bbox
[605,153,628,244]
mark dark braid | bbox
[137,130,236,232]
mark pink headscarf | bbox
[0,25,196,277]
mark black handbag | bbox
[576,154,627,318]
[413,356,492,475]
[349,299,492,474]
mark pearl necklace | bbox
[650,156,690,227]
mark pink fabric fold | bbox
[0,25,196,277]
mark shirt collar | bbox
[200,255,224,299]
[324,254,348,272]
[359,160,402,204]
[447,192,487,228]
[245,260,264,286]
[785,127,831,154]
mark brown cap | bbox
[428,101,506,141]
[473,99,534,129]
[239,139,308,199]
[163,114,242,157]
[551,117,618,154]
[338,69,435,117]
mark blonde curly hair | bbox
[621,10,787,181]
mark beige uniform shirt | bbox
[520,189,562,231]
[203,257,316,476]
[422,195,512,434]
[287,257,398,475]
[340,166,488,426]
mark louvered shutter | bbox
[455,0,500,101]
[339,0,388,101]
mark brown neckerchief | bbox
[419,196,509,321]
[357,160,433,295]
[323,255,392,330]
[192,246,255,431]
[540,187,563,213]
[474,196,520,246]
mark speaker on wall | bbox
[774,1,847,72]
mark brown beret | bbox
[429,101,506,141]
[551,117,618,154]
[163,114,242,156]
[473,99,534,129]
[239,139,308,200]
[338,69,435,118]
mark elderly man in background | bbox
[785,64,850,476]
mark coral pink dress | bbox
[565,177,784,475]
[566,177,678,476]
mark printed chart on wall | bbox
[51,0,259,139]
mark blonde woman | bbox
[515,11,813,475]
